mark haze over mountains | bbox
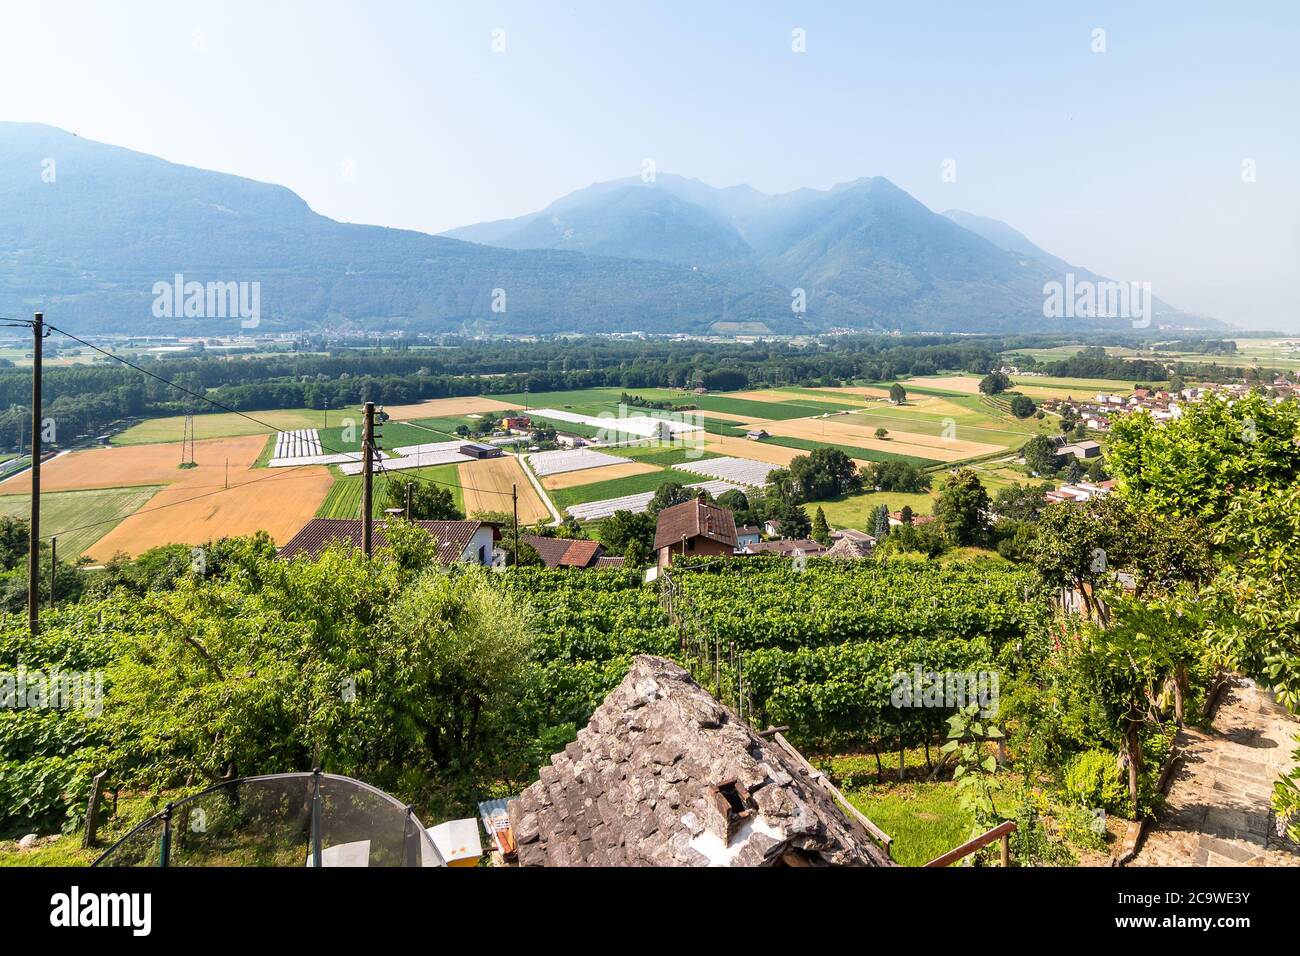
[0,122,1215,336]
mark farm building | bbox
[278,518,497,565]
[654,493,738,568]
[459,442,503,459]
[507,655,893,867]
[520,534,624,570]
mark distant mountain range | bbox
[0,122,1219,336]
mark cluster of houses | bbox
[277,494,877,573]
[1041,377,1297,432]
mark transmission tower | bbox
[180,408,196,468]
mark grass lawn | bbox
[114,407,353,446]
[0,485,163,557]
[315,421,450,456]
[808,489,938,530]
[844,781,972,866]
[315,464,464,519]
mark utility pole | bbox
[512,483,519,562]
[28,312,43,636]
[49,537,56,610]
[405,482,412,520]
[361,401,375,557]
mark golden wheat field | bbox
[458,456,550,522]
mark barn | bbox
[459,442,503,459]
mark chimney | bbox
[704,780,754,845]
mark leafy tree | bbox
[869,460,931,493]
[889,383,907,404]
[979,371,1011,395]
[766,497,812,539]
[1009,394,1036,418]
[786,448,862,501]
[385,479,463,520]
[874,427,889,440]
[899,505,914,526]
[648,481,699,517]
[598,509,656,557]
[992,482,1053,522]
[1108,391,1300,526]
[934,469,990,547]
[812,507,831,547]
[1085,456,1109,482]
[1021,435,1059,477]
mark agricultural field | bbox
[808,488,939,529]
[0,485,163,558]
[459,455,550,523]
[540,460,659,491]
[901,373,1137,401]
[113,407,347,445]
[315,462,465,519]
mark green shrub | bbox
[1062,749,1128,814]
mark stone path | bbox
[1130,677,1300,867]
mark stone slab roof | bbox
[507,655,892,867]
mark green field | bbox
[809,489,938,530]
[0,485,164,557]
[114,407,355,446]
[761,435,936,467]
[315,464,464,519]
[603,442,721,467]
[550,468,687,510]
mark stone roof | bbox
[507,655,892,867]
[653,494,738,552]
[823,537,873,560]
[277,518,488,564]
[743,538,826,556]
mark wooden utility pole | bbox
[49,536,56,610]
[512,483,519,563]
[28,312,42,636]
[361,401,375,557]
[405,482,412,520]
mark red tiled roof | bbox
[278,518,489,564]
[520,535,606,569]
[653,495,738,552]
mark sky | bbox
[1,0,1297,329]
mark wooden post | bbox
[82,770,109,848]
[361,401,375,557]
[512,483,519,562]
[28,312,42,636]
[48,536,55,610]
[1000,831,1011,867]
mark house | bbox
[278,517,497,565]
[502,415,532,431]
[459,442,503,459]
[507,655,893,867]
[520,534,624,570]
[743,538,827,557]
[762,519,782,537]
[887,511,936,528]
[735,525,763,548]
[654,493,738,568]
[830,528,876,547]
[823,536,872,560]
[745,429,769,441]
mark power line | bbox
[44,323,518,499]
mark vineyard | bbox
[504,557,1046,760]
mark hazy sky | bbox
[2,1,1297,329]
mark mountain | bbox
[0,123,789,336]
[0,122,1218,336]
[448,176,1218,332]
